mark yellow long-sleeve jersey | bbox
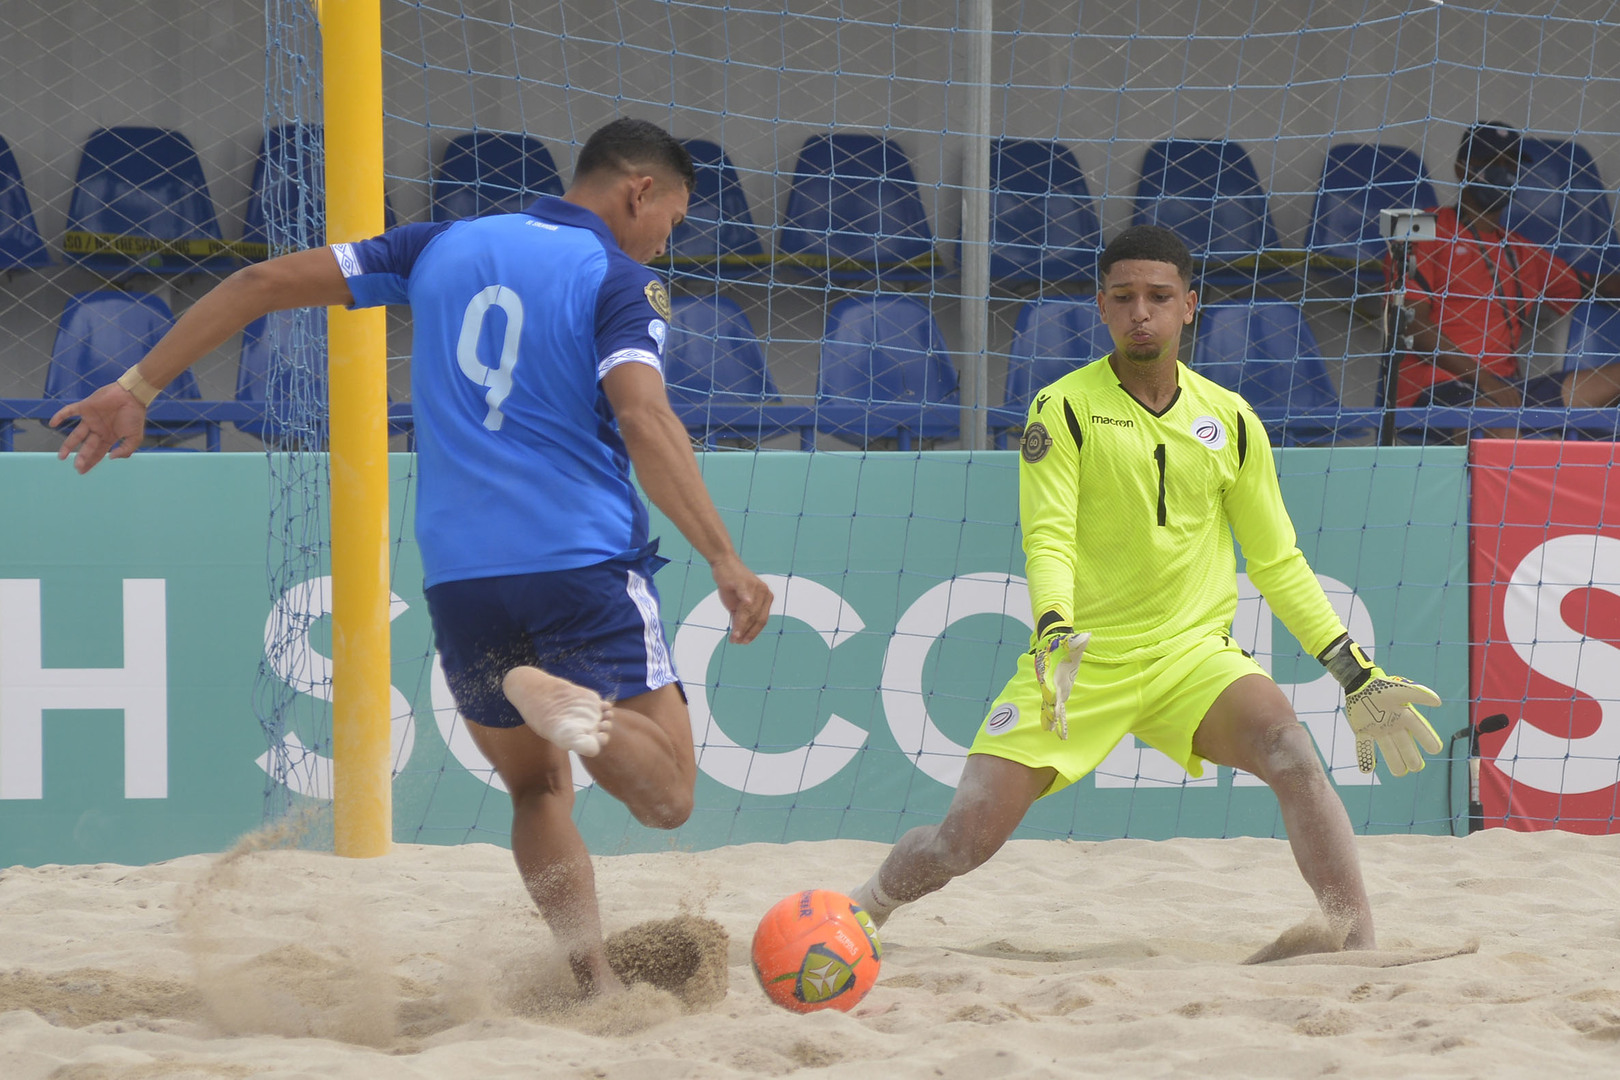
[1018,356,1346,663]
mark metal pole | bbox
[1379,242,1408,447]
[322,0,392,859]
[958,0,993,451]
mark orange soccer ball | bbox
[751,889,883,1013]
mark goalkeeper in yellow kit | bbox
[852,225,1442,958]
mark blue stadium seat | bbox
[1505,138,1620,277]
[985,139,1102,287]
[779,133,940,283]
[1564,300,1620,375]
[1002,299,1114,419]
[46,291,212,446]
[242,124,395,260]
[237,310,328,447]
[663,139,766,276]
[1193,301,1341,444]
[666,295,777,404]
[431,132,564,222]
[1306,143,1437,277]
[1132,139,1285,286]
[0,134,48,270]
[817,296,958,448]
[242,124,322,258]
[64,127,232,275]
[665,296,781,445]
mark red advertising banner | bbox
[1470,440,1620,832]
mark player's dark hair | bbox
[1097,225,1194,286]
[574,118,695,191]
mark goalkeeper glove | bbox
[1032,624,1090,739]
[1318,634,1442,777]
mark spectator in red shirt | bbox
[1394,123,1620,425]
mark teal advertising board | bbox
[0,448,1468,867]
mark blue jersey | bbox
[334,198,673,587]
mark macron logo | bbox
[1091,414,1134,428]
[525,220,559,232]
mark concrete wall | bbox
[2,0,1616,449]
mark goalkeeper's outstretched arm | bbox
[1222,403,1442,777]
[50,248,352,473]
[1019,396,1086,736]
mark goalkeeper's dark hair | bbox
[1097,225,1195,286]
[574,118,695,191]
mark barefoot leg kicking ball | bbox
[752,889,882,1012]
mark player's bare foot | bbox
[502,666,613,756]
[571,950,627,998]
[1242,912,1372,964]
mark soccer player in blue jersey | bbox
[53,118,774,996]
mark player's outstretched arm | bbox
[1222,405,1441,777]
[603,362,773,644]
[1318,634,1443,777]
[50,248,354,474]
[1017,391,1086,738]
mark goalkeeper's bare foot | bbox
[1241,911,1374,964]
[502,666,612,757]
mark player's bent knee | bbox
[1254,722,1327,794]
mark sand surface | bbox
[3,828,1620,1078]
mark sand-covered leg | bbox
[513,803,625,998]
[1194,674,1375,958]
[852,753,1051,929]
[463,719,623,998]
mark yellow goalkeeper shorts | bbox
[967,631,1268,796]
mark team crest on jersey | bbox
[1191,415,1227,450]
[644,279,672,320]
[1021,422,1053,463]
[985,703,1019,735]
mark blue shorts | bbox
[425,556,681,729]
